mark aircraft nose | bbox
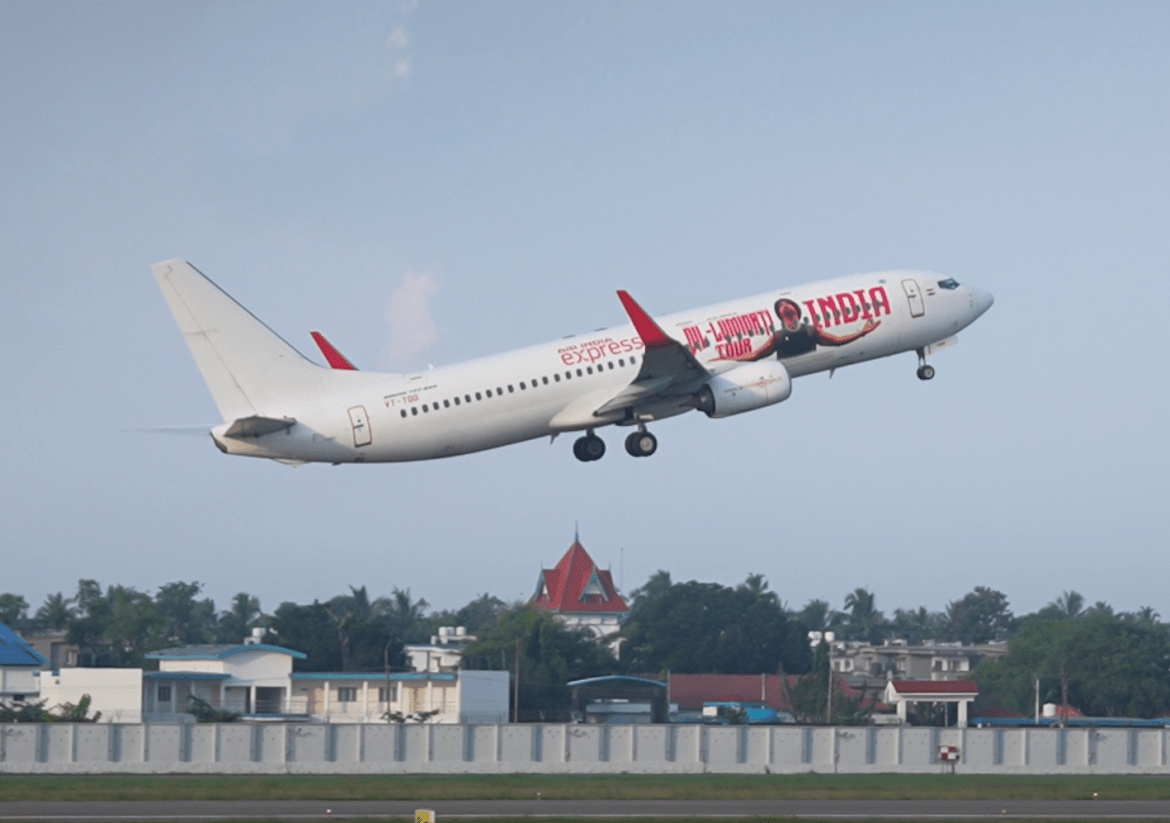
[970,285,994,317]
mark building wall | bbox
[0,668,40,697]
[457,671,510,724]
[2,723,1169,774]
[37,669,143,723]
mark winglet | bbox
[616,291,673,349]
[310,331,358,370]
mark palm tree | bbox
[35,592,73,630]
[1048,590,1084,619]
[386,588,430,644]
[843,587,886,643]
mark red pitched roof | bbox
[888,679,978,695]
[531,540,629,614]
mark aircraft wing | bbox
[593,291,712,417]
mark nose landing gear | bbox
[916,348,935,381]
[573,431,606,462]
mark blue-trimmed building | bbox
[144,639,510,723]
[0,621,48,704]
[145,641,307,719]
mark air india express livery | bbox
[151,260,993,464]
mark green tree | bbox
[796,598,841,633]
[386,588,430,645]
[944,587,1014,643]
[975,609,1170,718]
[269,601,343,671]
[35,592,73,630]
[216,592,262,643]
[155,581,217,645]
[622,574,811,675]
[0,593,29,627]
[891,606,947,642]
[842,587,886,643]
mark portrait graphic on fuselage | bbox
[713,292,883,363]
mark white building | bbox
[404,625,477,673]
[289,670,509,724]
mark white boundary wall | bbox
[1,723,1167,774]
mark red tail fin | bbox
[310,331,358,370]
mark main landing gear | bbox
[573,431,606,462]
[624,429,657,458]
[572,426,658,461]
[916,348,936,381]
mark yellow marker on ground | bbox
[416,810,436,823]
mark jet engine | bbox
[694,360,793,418]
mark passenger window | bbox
[422,404,429,412]
[454,396,461,405]
[508,385,514,393]
[497,387,503,395]
[443,399,450,408]
[619,358,625,367]
[586,366,593,374]
[608,362,614,370]
[465,394,471,403]
[400,409,407,418]
[475,392,482,400]
[554,374,560,382]
[565,371,572,380]
[485,389,492,398]
[411,407,418,416]
[543,376,549,385]
[576,369,583,377]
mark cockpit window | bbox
[938,278,960,290]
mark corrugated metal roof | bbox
[0,623,48,667]
[146,643,307,661]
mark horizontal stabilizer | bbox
[222,415,296,438]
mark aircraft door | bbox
[348,405,372,447]
[901,278,925,318]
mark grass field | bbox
[2,773,1169,803]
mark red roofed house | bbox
[531,537,629,646]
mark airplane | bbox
[151,260,993,464]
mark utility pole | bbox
[1034,674,1040,725]
[512,637,521,723]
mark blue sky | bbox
[3,1,1168,623]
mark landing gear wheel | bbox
[573,434,606,462]
[625,431,658,458]
[917,364,935,381]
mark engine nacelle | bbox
[694,360,793,419]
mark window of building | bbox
[379,684,397,703]
[337,687,358,702]
[157,685,172,702]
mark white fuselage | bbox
[207,270,992,464]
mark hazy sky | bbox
[3,2,1168,624]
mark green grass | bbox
[2,773,1169,803]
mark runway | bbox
[3,798,1170,820]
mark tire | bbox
[583,435,606,461]
[917,365,936,381]
[625,431,658,457]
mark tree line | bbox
[3,579,1168,718]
